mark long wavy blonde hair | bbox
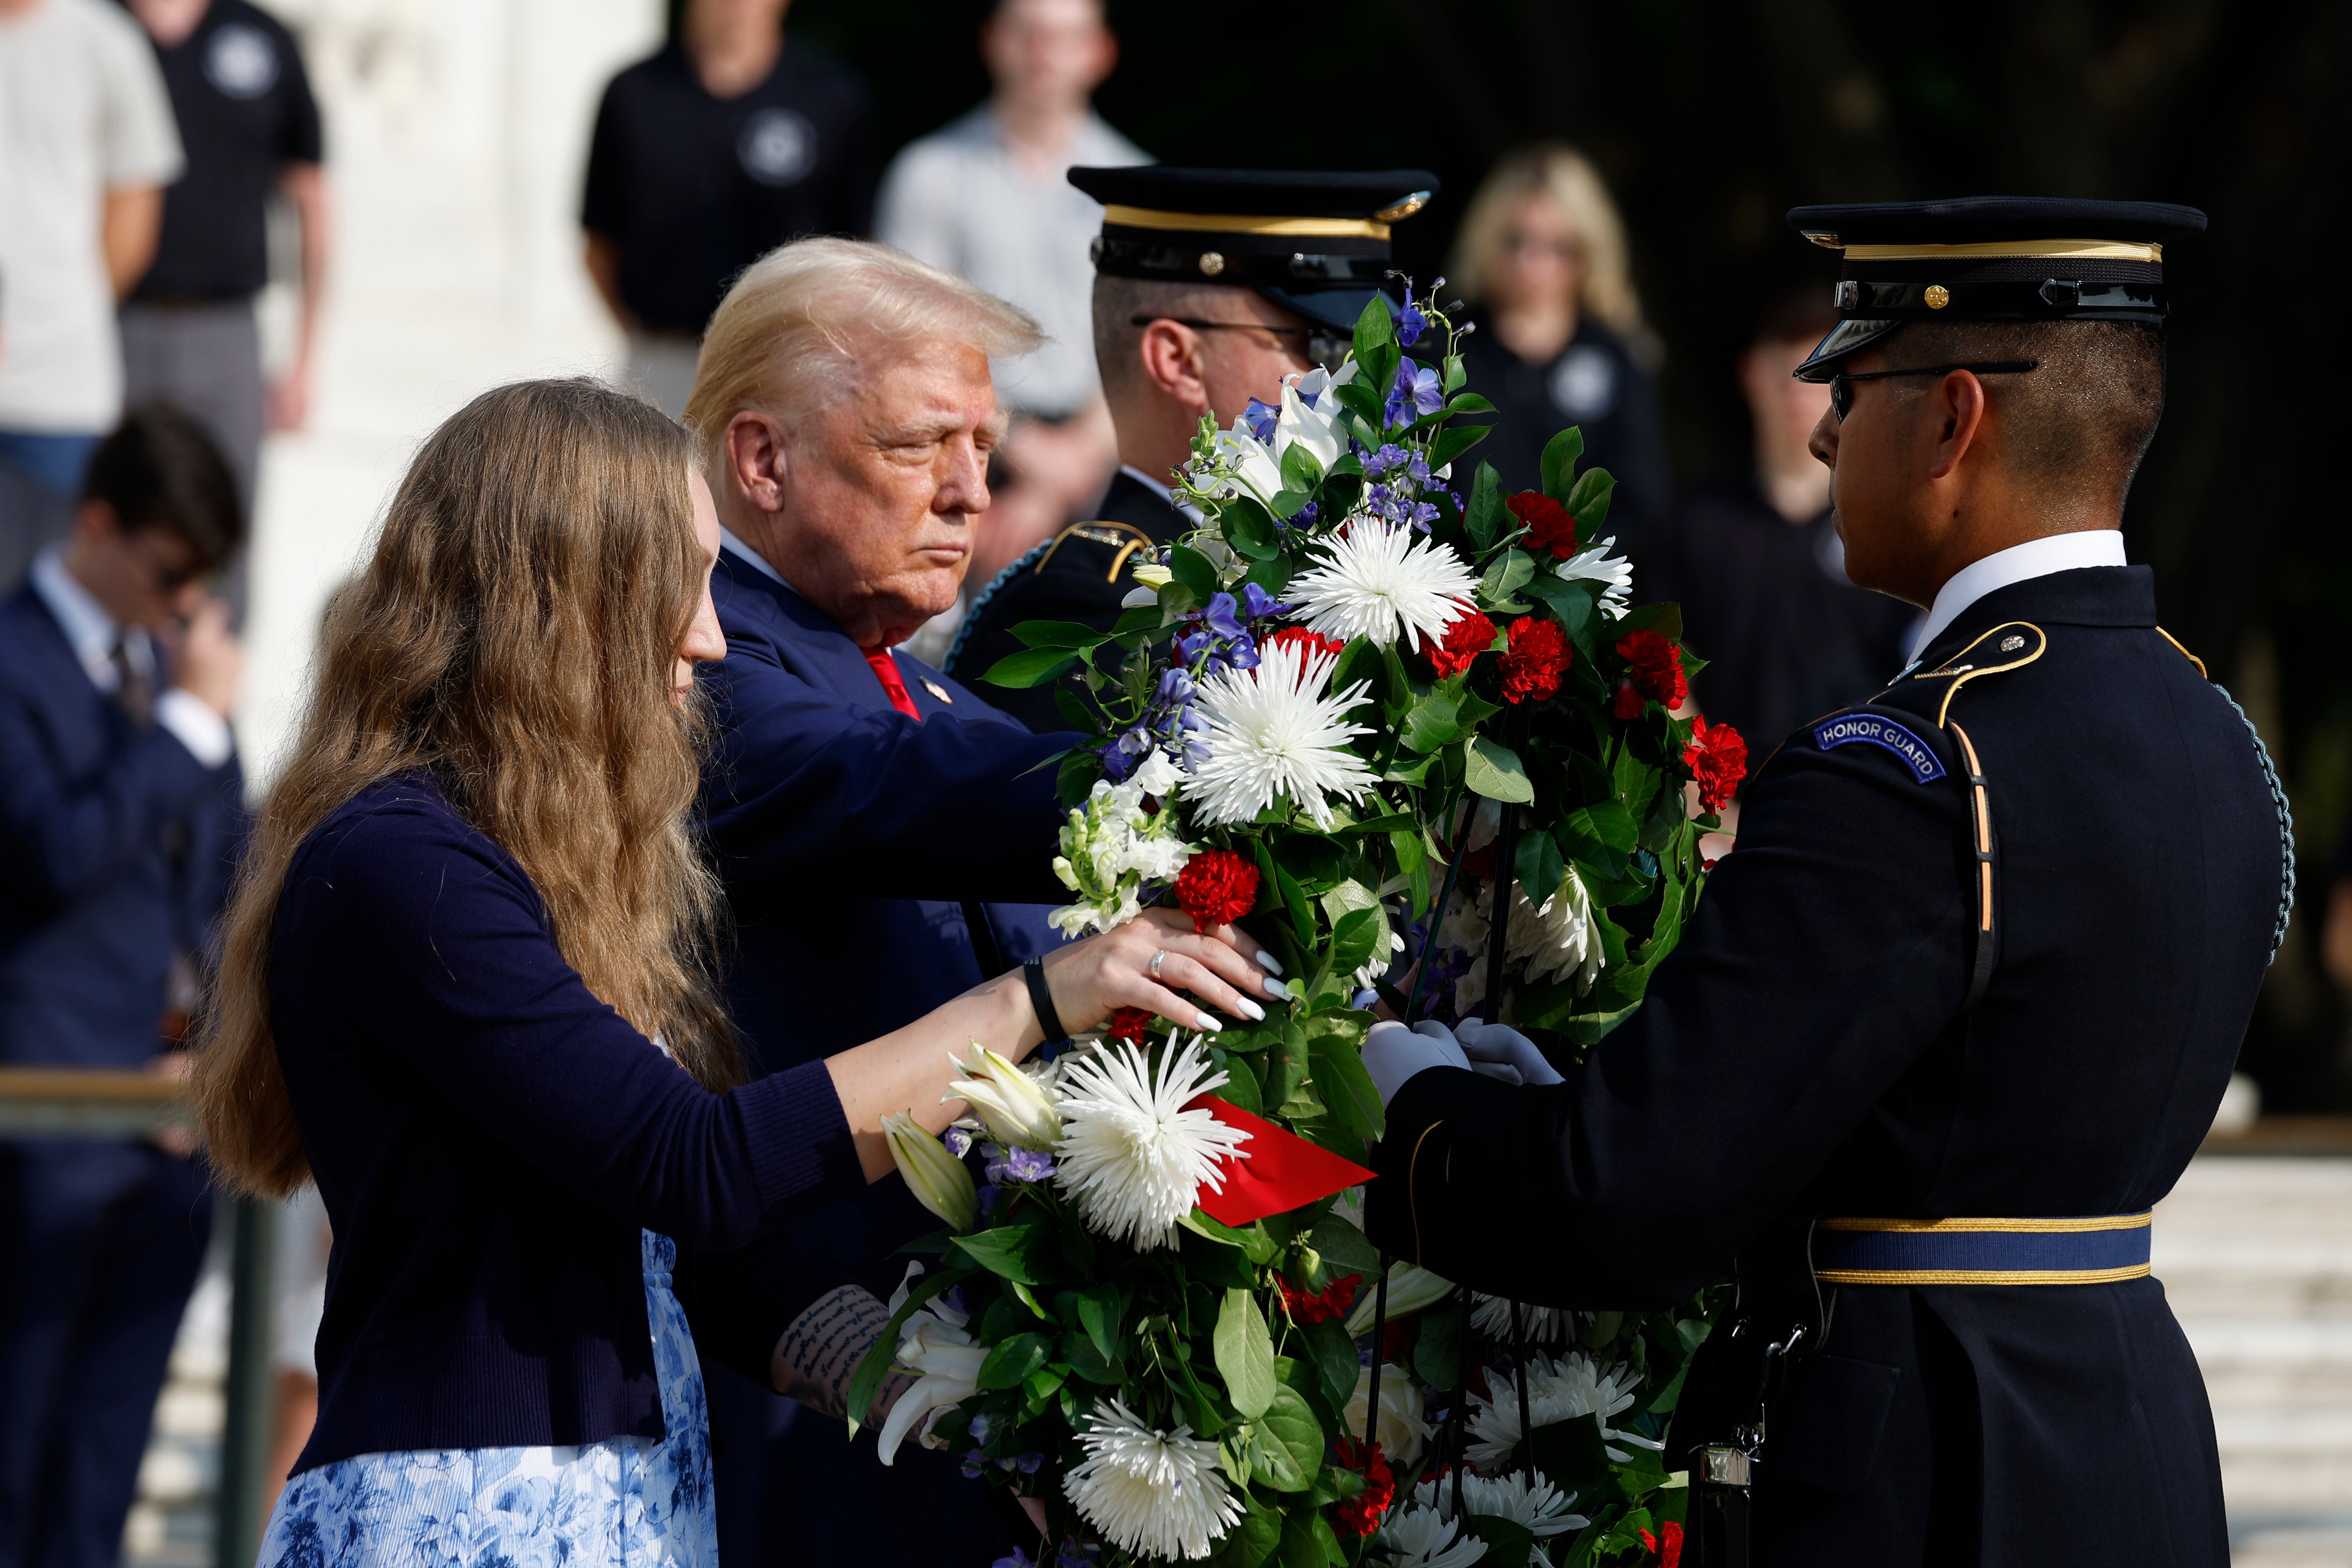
[1448,142,1648,339]
[190,378,739,1197]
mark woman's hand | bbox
[1038,908,1288,1037]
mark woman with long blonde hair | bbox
[1450,143,1670,536]
[189,378,1266,1565]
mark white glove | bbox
[1454,1017,1566,1087]
[1362,1019,1473,1106]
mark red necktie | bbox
[864,648,922,721]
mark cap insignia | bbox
[1198,251,1226,277]
[1924,284,1951,309]
[1999,634,2025,652]
[1373,190,1432,223]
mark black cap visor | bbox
[1792,318,1904,382]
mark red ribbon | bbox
[1185,1094,1375,1228]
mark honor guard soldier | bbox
[1357,198,2291,1566]
[944,166,1438,730]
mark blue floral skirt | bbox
[257,1231,716,1568]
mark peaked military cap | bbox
[1786,196,2207,381]
[1069,165,1440,334]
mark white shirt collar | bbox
[29,545,144,692]
[718,526,793,591]
[1910,530,2128,659]
[1118,464,1204,524]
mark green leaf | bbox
[1389,826,1431,916]
[1426,422,1491,475]
[1215,1288,1279,1419]
[1111,604,1162,638]
[1277,1503,1341,1568]
[1465,736,1534,803]
[842,1264,972,1437]
[1330,636,1384,707]
[1215,1491,1282,1568]
[1327,906,1384,988]
[1256,1378,1324,1494]
[1055,749,1101,809]
[1561,798,1639,867]
[1478,549,1536,608]
[950,1222,1058,1285]
[1255,839,1316,947]
[1564,464,1617,530]
[1462,1515,1537,1568]
[980,646,1081,689]
[1065,1281,1120,1362]
[1241,553,1294,601]
[1442,353,1467,393]
[1352,291,1395,362]
[976,1331,1050,1391]
[1010,620,1112,651]
[1464,461,1508,551]
[1302,1316,1362,1415]
[1402,689,1465,754]
[1179,1217,1260,1286]
[1412,1294,1465,1388]
[1619,600,1685,644]
[1052,687,1096,732]
[1522,573,1597,661]
[1308,1212,1382,1278]
[1445,392,1498,415]
[1170,544,1220,604]
[1540,427,1586,504]
[1225,498,1282,561]
[1261,1019,1311,1115]
[1062,1329,1122,1384]
[1306,1023,1383,1144]
[1514,826,1565,907]
[1523,1411,1615,1495]
[1280,439,1326,493]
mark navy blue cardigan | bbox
[272,774,864,1473]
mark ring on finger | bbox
[1148,949,1169,979]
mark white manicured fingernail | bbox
[1255,950,1283,974]
[1235,997,1266,1022]
[1264,974,1289,1000]
[1196,1012,1222,1032]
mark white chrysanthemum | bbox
[1469,1294,1585,1346]
[1053,1037,1250,1249]
[1290,519,1479,651]
[1411,1469,1590,1538]
[1063,1397,1243,1561]
[1183,638,1377,831]
[1466,1350,1654,1467]
[1554,536,1633,617]
[1376,1506,1488,1568]
[1343,1362,1432,1466]
[1448,868,1604,1014]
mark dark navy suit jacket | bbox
[698,547,1075,1290]
[0,579,245,1066]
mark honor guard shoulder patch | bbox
[1814,712,1947,783]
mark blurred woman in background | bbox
[1450,143,1670,547]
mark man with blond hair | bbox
[684,237,1083,1568]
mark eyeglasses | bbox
[125,531,209,592]
[1828,360,2039,421]
[1130,316,1351,373]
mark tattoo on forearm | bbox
[772,1285,912,1422]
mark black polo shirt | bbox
[582,41,875,336]
[1456,316,1671,550]
[133,0,323,303]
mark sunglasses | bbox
[1828,360,2039,421]
[1132,316,1352,374]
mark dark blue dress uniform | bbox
[944,469,1186,732]
[695,544,1076,1568]
[0,575,245,1568]
[1365,200,2283,1564]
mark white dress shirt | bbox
[1117,464,1204,525]
[1908,530,2128,661]
[29,545,232,767]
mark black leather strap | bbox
[1023,957,1069,1046]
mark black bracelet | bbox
[1023,957,1070,1047]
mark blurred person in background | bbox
[0,404,245,1568]
[947,167,1439,732]
[1450,143,1669,547]
[876,0,1145,662]
[1643,288,1918,792]
[0,0,183,589]
[582,0,876,419]
[122,0,330,622]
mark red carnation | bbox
[1381,1317,1413,1364]
[1330,1440,1395,1538]
[1274,1271,1360,1325]
[1427,609,1498,680]
[1613,628,1687,717]
[1174,848,1260,930]
[1684,717,1748,814]
[1506,491,1579,560]
[1104,1007,1153,1046]
[1500,616,1571,704]
[1265,626,1345,662]
[1639,1521,1685,1568]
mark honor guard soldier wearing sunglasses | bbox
[1354,197,2289,1566]
[944,166,1436,730]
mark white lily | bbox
[874,1300,986,1465]
[946,1043,1062,1151]
[1207,363,1352,508]
[1341,1260,1458,1337]
[882,1111,978,1232]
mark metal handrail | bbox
[0,1068,268,1568]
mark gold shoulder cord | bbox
[1032,520,1157,580]
[1913,621,2048,725]
[2156,627,2208,678]
[1405,1121,1445,1267]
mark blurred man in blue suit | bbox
[0,404,248,1568]
[684,240,1080,1568]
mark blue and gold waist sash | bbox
[1814,1213,2152,1285]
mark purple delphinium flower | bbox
[964,1455,987,1480]
[1055,1544,1100,1568]
[1242,398,1278,443]
[991,1551,1036,1568]
[1363,443,1411,478]
[1398,298,1428,347]
[971,1413,997,1444]
[1239,581,1292,619]
[1291,500,1320,528]
[1095,740,1136,783]
[1409,500,1441,531]
[1408,454,1434,487]
[986,1145,1057,1184]
[1385,359,1443,428]
[1013,1451,1045,1474]
[944,1126,974,1158]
